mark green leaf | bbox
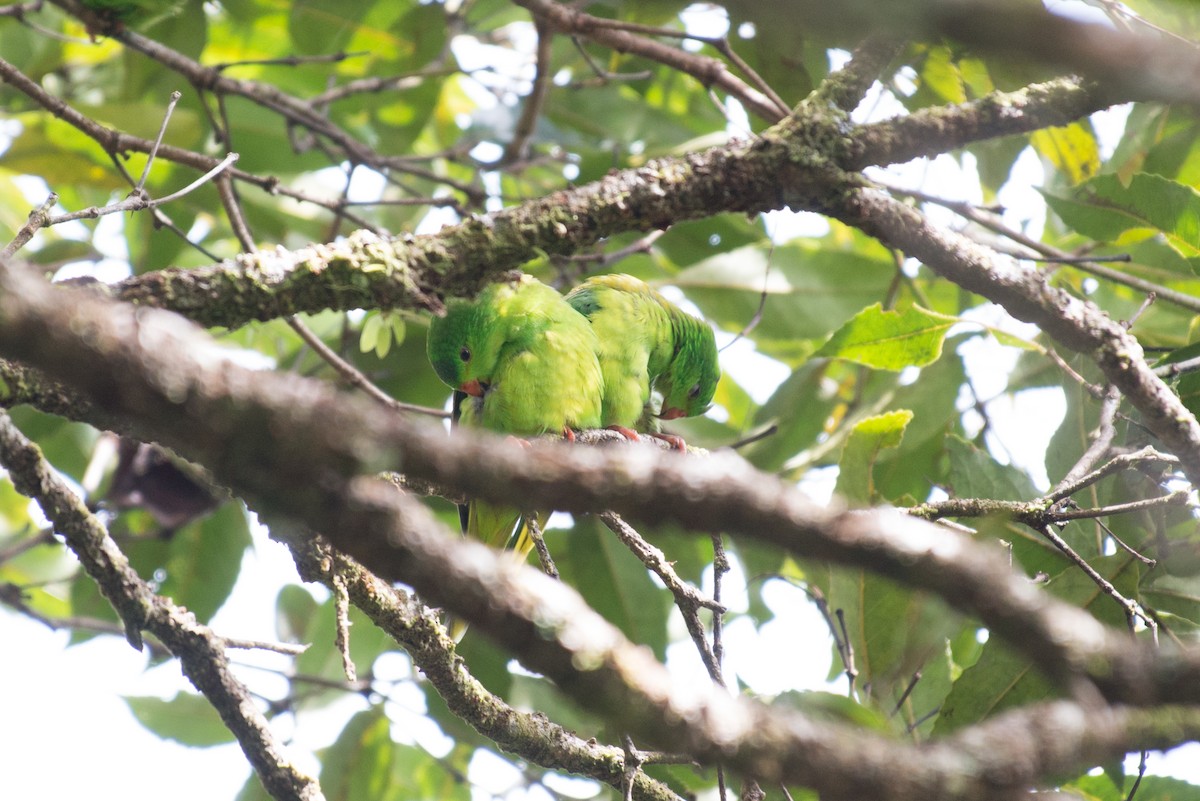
[744,361,839,473]
[815,303,957,370]
[289,0,373,54]
[360,312,407,360]
[918,46,966,104]
[1044,173,1200,272]
[676,235,898,363]
[1067,773,1200,801]
[931,637,1053,735]
[320,708,396,801]
[158,502,251,624]
[124,693,236,747]
[773,690,892,731]
[276,584,319,644]
[836,410,913,506]
[552,516,671,660]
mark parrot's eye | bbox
[688,383,701,399]
[459,346,471,362]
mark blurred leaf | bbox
[553,516,671,660]
[125,693,236,747]
[1030,121,1100,185]
[276,584,320,644]
[289,0,373,54]
[931,636,1053,735]
[772,690,892,731]
[158,502,251,624]
[744,361,838,473]
[1067,773,1200,801]
[320,707,396,801]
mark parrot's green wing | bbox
[565,274,674,430]
[566,274,719,433]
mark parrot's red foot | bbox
[606,425,640,442]
[561,427,577,442]
[505,435,533,449]
[648,431,688,452]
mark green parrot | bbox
[427,273,604,566]
[564,273,719,446]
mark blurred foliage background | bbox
[4,1,1200,800]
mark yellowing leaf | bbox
[1030,121,1100,185]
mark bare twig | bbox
[136,90,182,191]
[2,193,58,259]
[526,514,558,578]
[504,19,554,164]
[1050,386,1121,498]
[286,315,450,418]
[332,564,357,682]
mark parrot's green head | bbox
[657,319,719,420]
[427,285,511,398]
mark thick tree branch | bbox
[282,536,685,801]
[847,77,1107,169]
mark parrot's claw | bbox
[561,427,577,443]
[504,435,533,449]
[648,431,688,452]
[606,425,641,442]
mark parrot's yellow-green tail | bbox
[448,506,547,641]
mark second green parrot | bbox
[564,273,720,445]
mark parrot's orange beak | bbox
[659,407,685,420]
[459,379,485,397]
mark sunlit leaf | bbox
[815,303,957,370]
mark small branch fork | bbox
[909,444,1184,630]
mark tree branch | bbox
[0,410,323,801]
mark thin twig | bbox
[1039,525,1145,625]
[332,565,357,682]
[526,515,559,578]
[1051,491,1190,521]
[504,19,554,164]
[887,184,1200,314]
[213,51,370,71]
[2,193,59,259]
[600,512,721,680]
[221,637,311,656]
[891,671,922,717]
[721,242,772,352]
[286,315,451,418]
[136,90,182,192]
[1046,446,1179,504]
[1094,519,1156,567]
[0,527,56,563]
[1050,386,1121,498]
